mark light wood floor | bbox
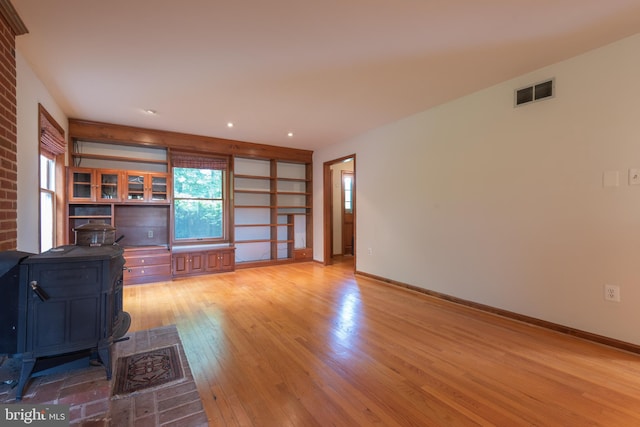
[123,259,640,426]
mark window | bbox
[39,105,65,252]
[40,154,55,252]
[172,153,228,242]
[343,173,353,214]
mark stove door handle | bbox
[29,281,50,302]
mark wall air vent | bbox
[514,78,554,107]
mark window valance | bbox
[39,107,65,158]
[171,151,228,170]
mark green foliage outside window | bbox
[173,167,223,240]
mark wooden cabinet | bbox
[172,247,235,277]
[68,168,122,202]
[66,167,171,246]
[124,172,170,203]
[65,123,312,275]
[173,252,199,276]
[172,252,204,276]
[67,204,113,244]
[293,248,312,261]
[205,249,235,272]
[69,167,170,204]
[123,246,171,285]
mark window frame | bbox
[343,172,353,214]
[170,154,230,245]
[39,154,56,252]
[38,104,66,252]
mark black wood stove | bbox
[1,245,129,400]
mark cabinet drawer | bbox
[125,253,170,267]
[293,249,312,260]
[124,264,171,279]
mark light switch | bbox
[603,171,619,188]
[629,169,640,185]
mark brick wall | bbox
[0,12,17,250]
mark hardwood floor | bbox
[123,260,640,426]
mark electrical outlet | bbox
[147,230,154,238]
[367,247,373,255]
[604,284,620,302]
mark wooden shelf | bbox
[276,191,311,196]
[235,223,291,227]
[234,205,273,209]
[235,239,294,244]
[234,174,273,180]
[276,177,310,182]
[234,189,275,194]
[72,152,168,165]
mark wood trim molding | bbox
[68,119,313,163]
[355,270,640,355]
[322,161,332,265]
[322,154,356,266]
[0,0,27,36]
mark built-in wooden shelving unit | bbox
[66,119,314,277]
[233,157,312,267]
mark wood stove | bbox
[12,244,127,400]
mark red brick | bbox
[155,380,197,401]
[133,391,156,418]
[157,390,201,411]
[32,378,65,402]
[0,10,17,247]
[58,380,111,406]
[158,400,205,425]
[109,398,133,426]
[84,398,110,418]
[63,366,108,387]
[160,410,209,427]
[74,419,108,427]
[133,413,157,427]
[68,406,82,421]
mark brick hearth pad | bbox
[0,325,208,426]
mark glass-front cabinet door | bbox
[96,170,121,202]
[69,168,122,202]
[150,174,168,202]
[68,168,169,203]
[69,168,94,201]
[125,173,146,201]
[124,172,170,202]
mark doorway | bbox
[323,155,355,266]
[341,170,354,256]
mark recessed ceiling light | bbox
[287,132,294,137]
[143,109,157,115]
[227,122,234,128]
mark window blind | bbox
[171,151,228,170]
[39,106,65,158]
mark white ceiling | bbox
[12,0,640,151]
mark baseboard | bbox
[355,270,640,355]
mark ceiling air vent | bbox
[515,78,554,107]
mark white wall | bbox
[16,50,67,253]
[314,33,640,345]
